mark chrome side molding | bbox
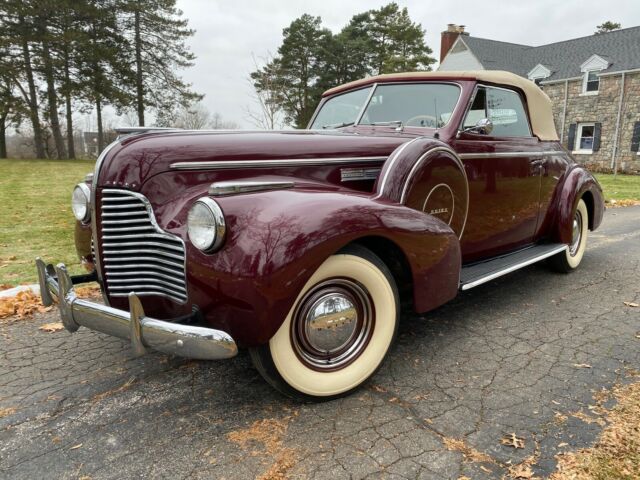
[170,156,388,171]
[209,180,295,196]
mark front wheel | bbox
[548,198,589,273]
[250,245,399,401]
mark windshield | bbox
[310,87,372,129]
[310,83,460,130]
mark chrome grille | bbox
[99,189,187,303]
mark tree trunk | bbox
[0,116,7,159]
[63,48,76,159]
[20,21,46,159]
[134,9,145,126]
[41,35,67,159]
[96,96,104,153]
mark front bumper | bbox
[35,258,237,360]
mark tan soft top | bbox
[323,70,559,141]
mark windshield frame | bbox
[308,81,463,130]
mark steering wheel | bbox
[405,115,438,128]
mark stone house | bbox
[439,25,640,173]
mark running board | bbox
[460,244,568,291]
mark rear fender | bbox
[550,166,604,244]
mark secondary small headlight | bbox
[71,183,91,222]
[187,198,226,252]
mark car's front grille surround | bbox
[98,189,187,304]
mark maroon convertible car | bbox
[37,71,604,400]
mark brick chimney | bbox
[440,24,468,63]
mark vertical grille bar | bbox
[97,189,188,303]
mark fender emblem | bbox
[430,208,449,215]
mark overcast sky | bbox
[176,0,640,128]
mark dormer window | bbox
[580,54,610,95]
[527,64,551,85]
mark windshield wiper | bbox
[367,120,403,127]
[321,121,355,129]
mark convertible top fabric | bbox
[322,71,559,141]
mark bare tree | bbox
[245,53,285,130]
[171,101,239,130]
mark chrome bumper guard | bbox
[35,258,238,360]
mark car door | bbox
[451,85,543,263]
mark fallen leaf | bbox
[558,442,568,447]
[0,407,17,418]
[479,465,492,473]
[501,433,525,449]
[69,443,83,450]
[573,363,592,369]
[623,301,639,308]
[509,463,534,479]
[39,322,65,333]
[371,385,387,393]
[0,290,51,320]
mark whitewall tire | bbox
[250,245,399,401]
[548,198,589,273]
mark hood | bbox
[97,130,412,189]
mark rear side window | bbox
[463,86,532,137]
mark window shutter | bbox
[592,122,602,151]
[567,123,577,151]
[631,122,640,152]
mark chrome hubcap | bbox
[570,210,583,256]
[305,293,358,353]
[291,279,374,371]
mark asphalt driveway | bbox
[1,206,639,479]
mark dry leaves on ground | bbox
[606,199,640,208]
[0,290,51,321]
[0,284,13,291]
[501,433,525,449]
[75,284,101,299]
[0,407,17,418]
[227,417,298,480]
[39,322,65,333]
[552,379,640,479]
[442,437,495,464]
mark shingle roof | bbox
[459,26,640,82]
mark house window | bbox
[583,71,599,93]
[576,123,595,152]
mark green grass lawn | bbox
[0,160,638,288]
[595,173,640,202]
[0,158,95,286]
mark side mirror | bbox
[462,118,494,135]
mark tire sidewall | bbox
[268,248,398,398]
[565,199,589,269]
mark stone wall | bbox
[542,72,640,173]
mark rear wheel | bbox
[548,198,589,273]
[250,245,399,401]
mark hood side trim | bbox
[169,156,388,171]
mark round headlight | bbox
[187,198,226,252]
[71,183,91,222]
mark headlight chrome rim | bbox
[71,183,91,223]
[187,197,226,253]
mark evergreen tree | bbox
[0,0,47,158]
[119,0,201,126]
[251,3,436,128]
[595,21,621,34]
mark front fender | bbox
[134,180,460,346]
[551,166,604,244]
